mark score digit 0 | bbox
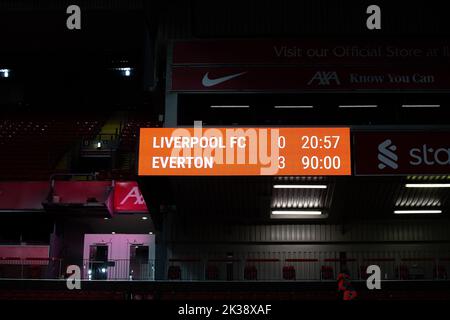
[278,136,286,149]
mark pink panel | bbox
[53,181,112,204]
[0,182,49,210]
[0,245,49,259]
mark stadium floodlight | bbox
[0,69,10,78]
[273,185,327,189]
[394,210,442,214]
[112,67,133,77]
[405,184,450,188]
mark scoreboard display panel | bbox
[138,127,351,176]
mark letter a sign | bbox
[113,182,148,213]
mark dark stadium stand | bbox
[0,110,162,181]
[109,112,162,179]
[2,0,450,304]
[119,117,161,152]
[0,113,106,180]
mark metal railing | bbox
[81,259,155,281]
[0,258,62,280]
[80,133,120,155]
[0,256,449,281]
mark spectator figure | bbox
[337,267,358,300]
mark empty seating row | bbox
[0,113,106,180]
[167,264,449,281]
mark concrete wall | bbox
[164,218,450,243]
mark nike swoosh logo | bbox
[202,72,247,87]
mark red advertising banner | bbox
[354,132,450,175]
[173,40,450,65]
[171,66,450,92]
[0,181,148,214]
[113,181,148,213]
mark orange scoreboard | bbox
[138,128,351,176]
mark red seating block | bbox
[244,265,257,280]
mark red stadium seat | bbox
[205,265,219,280]
[395,264,410,280]
[433,265,448,280]
[244,265,257,280]
[167,265,181,280]
[282,266,296,280]
[359,265,369,280]
[320,265,334,280]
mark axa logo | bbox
[307,71,341,86]
[120,186,146,205]
[378,139,398,170]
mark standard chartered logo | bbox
[378,139,398,170]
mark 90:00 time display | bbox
[301,156,341,170]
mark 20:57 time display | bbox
[301,135,341,149]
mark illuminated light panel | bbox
[394,210,442,214]
[402,104,440,108]
[210,105,250,108]
[273,185,327,189]
[272,210,322,215]
[339,105,378,108]
[274,105,313,109]
[405,183,450,188]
